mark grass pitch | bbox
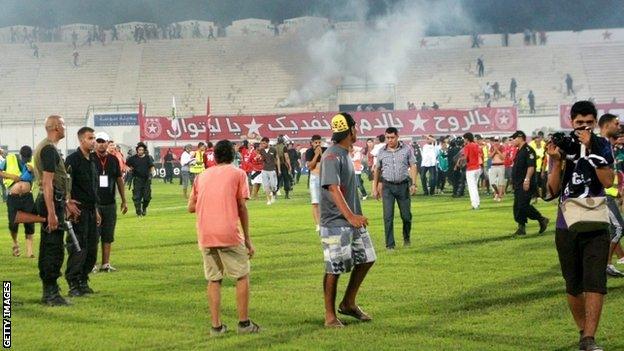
[2,179,624,350]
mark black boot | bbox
[134,202,143,216]
[538,217,549,234]
[68,281,85,297]
[79,280,94,295]
[42,284,69,306]
[513,224,526,236]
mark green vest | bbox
[33,138,70,197]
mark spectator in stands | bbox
[492,82,501,100]
[471,33,480,48]
[208,26,216,40]
[421,102,428,111]
[565,74,575,96]
[32,44,39,58]
[112,26,119,41]
[523,29,531,45]
[476,57,484,77]
[539,31,547,45]
[483,82,493,101]
[502,32,509,47]
[531,30,537,45]
[528,91,536,114]
[72,50,79,67]
[509,78,517,101]
[71,30,78,49]
[193,22,201,38]
[273,24,279,36]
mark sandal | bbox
[338,305,372,322]
[324,319,345,328]
[12,245,20,257]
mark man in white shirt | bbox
[420,135,438,195]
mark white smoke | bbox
[279,0,475,107]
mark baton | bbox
[64,220,81,252]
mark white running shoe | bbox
[315,225,320,232]
[617,257,624,265]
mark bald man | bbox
[33,115,80,306]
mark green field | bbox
[2,180,624,350]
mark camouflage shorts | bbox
[320,226,376,274]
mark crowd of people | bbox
[2,101,624,349]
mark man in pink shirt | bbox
[463,132,482,209]
[188,140,260,336]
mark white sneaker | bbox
[315,225,320,232]
[270,194,276,204]
[100,264,117,272]
[362,196,367,200]
[617,257,624,265]
[266,200,271,205]
[91,265,99,274]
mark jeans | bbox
[382,181,412,248]
[420,166,436,195]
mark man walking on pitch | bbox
[320,113,376,328]
[256,137,280,205]
[64,127,101,297]
[372,127,418,249]
[547,101,613,351]
[188,140,259,335]
[509,130,549,236]
[93,132,128,272]
[126,142,155,216]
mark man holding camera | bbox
[547,101,614,351]
[510,130,549,236]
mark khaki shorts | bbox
[201,244,250,281]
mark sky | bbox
[0,0,623,35]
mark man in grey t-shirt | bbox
[319,112,376,328]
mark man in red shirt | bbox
[463,132,482,209]
[188,140,259,336]
[503,137,518,193]
[203,142,217,169]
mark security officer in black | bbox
[33,115,80,306]
[510,130,549,236]
[65,127,101,296]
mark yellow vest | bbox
[190,150,205,174]
[529,140,546,171]
[2,154,21,188]
[606,174,619,197]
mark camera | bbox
[550,131,578,155]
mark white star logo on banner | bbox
[244,118,263,135]
[409,114,428,132]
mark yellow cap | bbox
[331,114,350,133]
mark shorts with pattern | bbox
[320,226,376,274]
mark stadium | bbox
[1,0,624,350]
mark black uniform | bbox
[126,154,154,216]
[65,149,99,291]
[512,143,543,225]
[35,144,67,301]
[95,153,121,244]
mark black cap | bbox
[510,130,526,139]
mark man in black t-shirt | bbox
[94,132,128,272]
[64,127,100,297]
[126,142,155,216]
[305,135,326,232]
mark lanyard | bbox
[97,154,108,175]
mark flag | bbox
[171,96,179,133]
[206,97,211,137]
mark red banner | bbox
[560,103,624,129]
[139,108,517,141]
